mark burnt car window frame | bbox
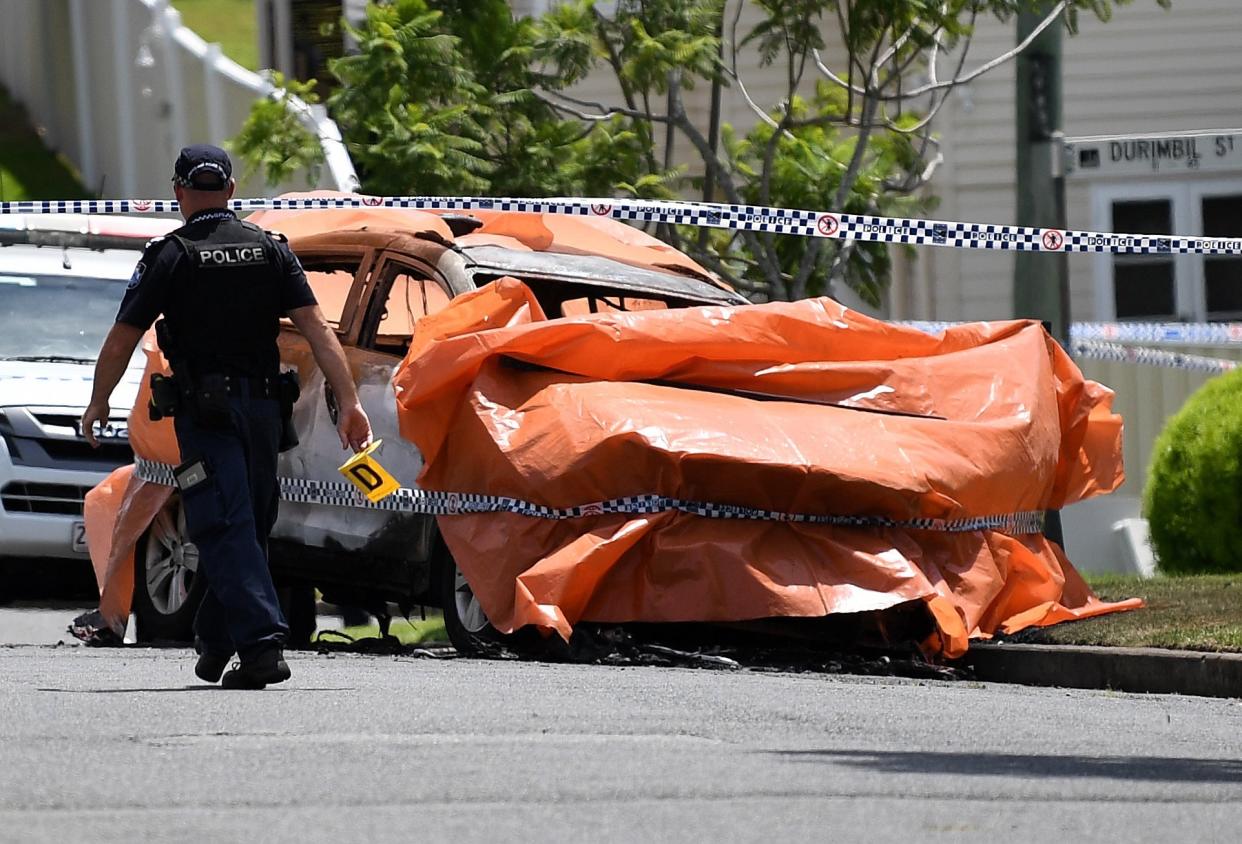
[357,253,452,354]
[285,246,376,345]
[469,272,723,317]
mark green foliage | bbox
[231,73,325,187]
[326,1,486,194]
[726,84,936,305]
[315,0,643,197]
[233,0,1165,302]
[1144,368,1242,575]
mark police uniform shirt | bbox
[117,208,317,378]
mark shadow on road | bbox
[771,749,1242,783]
[36,686,357,693]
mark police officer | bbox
[81,145,372,689]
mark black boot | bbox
[194,640,234,684]
[195,653,232,683]
[220,647,291,690]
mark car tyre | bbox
[435,537,503,656]
[134,497,321,646]
[133,494,205,643]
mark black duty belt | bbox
[220,374,283,399]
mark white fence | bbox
[1077,346,1242,503]
[1063,336,1242,575]
[0,0,357,199]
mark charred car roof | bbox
[286,227,749,307]
[456,244,749,306]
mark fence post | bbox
[274,0,293,77]
[255,0,273,72]
[203,43,227,149]
[110,0,138,198]
[156,2,189,157]
[69,0,97,190]
[310,104,360,192]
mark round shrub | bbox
[1144,367,1242,574]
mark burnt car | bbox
[83,204,1132,660]
[118,209,746,649]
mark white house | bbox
[913,0,1242,327]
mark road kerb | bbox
[960,642,1242,699]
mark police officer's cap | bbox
[172,144,233,191]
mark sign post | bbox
[1015,6,1068,554]
[1015,5,1069,346]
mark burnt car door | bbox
[272,243,379,556]
[351,251,455,482]
[270,243,460,602]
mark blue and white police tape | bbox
[5,193,1242,256]
[1070,321,1242,346]
[1071,340,1240,375]
[902,321,1242,373]
[133,458,1046,535]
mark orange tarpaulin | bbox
[85,332,177,635]
[393,280,1140,659]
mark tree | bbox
[236,0,1168,305]
[232,73,327,188]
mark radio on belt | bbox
[338,439,401,503]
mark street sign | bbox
[1064,130,1242,179]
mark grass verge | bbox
[172,0,259,71]
[1024,574,1242,652]
[0,87,90,201]
[329,615,448,646]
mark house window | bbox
[1111,199,1175,320]
[1202,195,1242,320]
[1095,180,1242,322]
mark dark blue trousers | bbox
[174,392,287,659]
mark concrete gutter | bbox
[959,642,1242,699]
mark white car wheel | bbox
[454,567,492,635]
[144,503,199,615]
[133,495,206,642]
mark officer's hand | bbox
[80,401,109,449]
[337,402,372,453]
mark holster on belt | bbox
[147,373,181,421]
[277,370,300,452]
[149,319,186,422]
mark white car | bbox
[0,215,174,591]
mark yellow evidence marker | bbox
[338,439,401,503]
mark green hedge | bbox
[1144,367,1242,574]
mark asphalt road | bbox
[2,635,1241,843]
[0,606,349,648]
[0,606,95,647]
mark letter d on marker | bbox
[338,439,401,503]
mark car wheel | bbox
[133,494,206,643]
[435,538,501,656]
